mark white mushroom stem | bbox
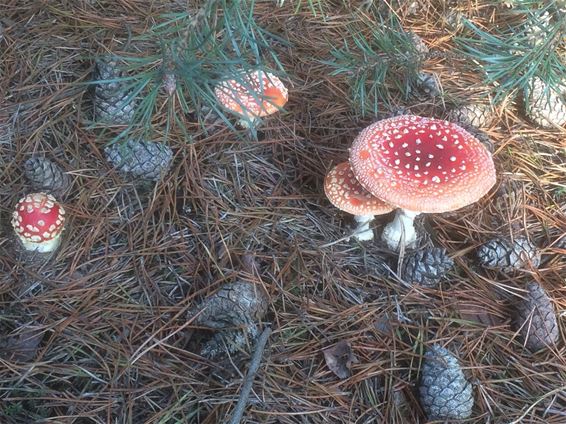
[351,214,375,241]
[381,209,420,250]
[19,236,62,253]
[237,116,258,129]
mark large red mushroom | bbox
[214,69,288,127]
[324,162,394,241]
[11,193,66,253]
[349,115,496,250]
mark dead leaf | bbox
[322,340,358,379]
[0,325,44,362]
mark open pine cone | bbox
[419,345,474,420]
[104,139,173,182]
[525,77,566,128]
[188,281,268,329]
[200,325,260,359]
[477,237,540,272]
[447,103,494,129]
[188,281,268,358]
[24,157,71,197]
[401,247,454,288]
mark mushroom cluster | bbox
[326,115,496,249]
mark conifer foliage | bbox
[92,0,287,142]
[325,12,430,116]
[456,1,566,125]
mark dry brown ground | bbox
[0,1,565,423]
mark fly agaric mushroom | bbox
[11,193,66,253]
[214,70,288,127]
[349,115,496,250]
[324,162,394,241]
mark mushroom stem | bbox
[351,214,375,241]
[19,235,62,253]
[382,209,419,250]
[237,117,258,129]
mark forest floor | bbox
[0,1,565,423]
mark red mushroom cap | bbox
[324,162,394,216]
[214,70,288,119]
[11,193,65,244]
[349,115,496,213]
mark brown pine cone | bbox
[104,139,173,182]
[419,345,474,420]
[188,281,268,329]
[447,103,494,129]
[477,237,540,272]
[401,247,454,288]
[24,157,71,197]
[515,282,559,351]
[525,77,566,128]
[93,59,137,125]
[188,281,269,358]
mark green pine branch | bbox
[92,0,288,143]
[455,1,566,103]
[323,14,428,116]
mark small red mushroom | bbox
[349,115,496,250]
[324,162,394,241]
[11,193,66,253]
[214,70,288,127]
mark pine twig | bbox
[455,3,566,103]
[324,15,429,116]
[227,326,272,424]
[177,0,223,53]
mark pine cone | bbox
[412,72,441,100]
[104,139,173,181]
[93,59,137,125]
[477,237,540,272]
[525,77,566,128]
[189,281,268,358]
[407,32,429,57]
[188,281,268,330]
[200,324,259,359]
[515,282,559,351]
[447,103,494,128]
[524,11,552,48]
[401,248,454,288]
[24,157,71,196]
[463,125,494,153]
[419,345,474,420]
